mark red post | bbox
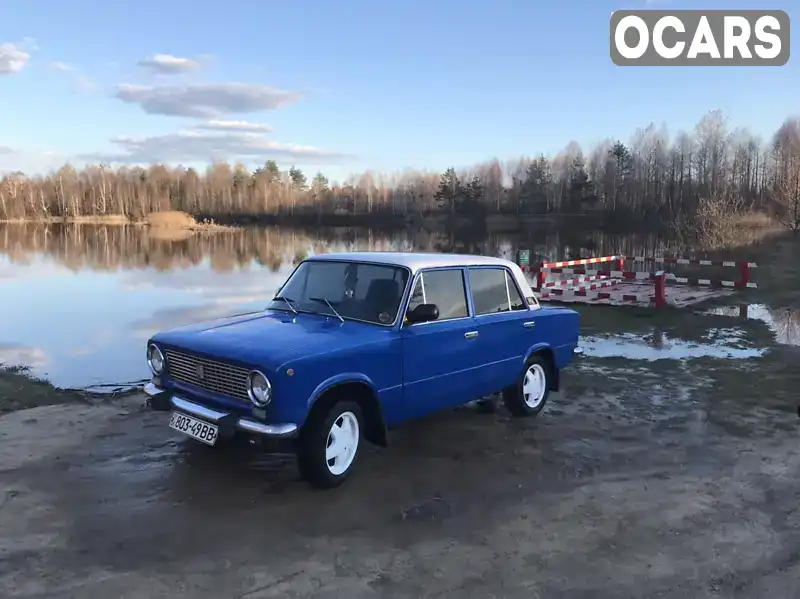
[536,262,546,290]
[653,271,666,308]
[618,256,625,272]
[739,261,751,288]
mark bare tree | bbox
[0,109,791,236]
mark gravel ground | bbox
[1,334,799,598]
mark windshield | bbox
[269,260,411,326]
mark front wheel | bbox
[503,355,552,417]
[297,401,363,489]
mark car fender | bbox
[307,372,380,409]
[523,341,554,365]
[523,342,560,391]
[305,372,389,445]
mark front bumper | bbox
[144,383,298,439]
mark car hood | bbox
[150,310,392,372]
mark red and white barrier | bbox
[540,290,655,306]
[523,255,625,290]
[547,269,653,280]
[540,273,609,288]
[541,279,619,297]
[624,256,757,268]
[664,274,758,289]
[539,255,622,269]
[622,255,758,289]
[519,250,755,308]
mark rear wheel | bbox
[503,355,552,417]
[297,401,363,489]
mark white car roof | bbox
[307,251,539,308]
[309,251,514,272]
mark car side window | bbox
[469,267,529,315]
[506,271,527,311]
[406,269,468,321]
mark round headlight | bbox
[147,343,165,375]
[248,370,272,407]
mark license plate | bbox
[169,411,219,446]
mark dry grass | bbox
[1,214,131,225]
[1,211,237,233]
[692,201,781,251]
[140,211,237,233]
[145,210,198,229]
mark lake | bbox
[1,222,792,390]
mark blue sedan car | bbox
[144,252,582,488]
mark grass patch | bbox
[688,202,781,251]
[0,364,84,415]
[145,210,200,228]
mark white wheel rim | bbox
[325,411,359,476]
[523,364,547,408]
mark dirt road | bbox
[2,344,799,599]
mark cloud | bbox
[0,146,13,154]
[0,149,67,175]
[74,75,96,92]
[196,120,274,133]
[20,37,39,51]
[137,53,201,74]
[0,344,48,369]
[49,61,73,72]
[77,124,351,165]
[0,43,30,74]
[114,82,302,118]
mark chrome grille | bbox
[164,350,250,402]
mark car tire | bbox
[297,400,364,489]
[502,354,551,417]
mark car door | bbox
[468,266,534,393]
[398,267,485,421]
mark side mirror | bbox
[406,303,439,324]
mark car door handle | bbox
[523,321,536,328]
[464,331,479,339]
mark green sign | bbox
[518,250,530,266]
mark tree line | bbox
[1,109,799,232]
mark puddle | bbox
[580,332,765,361]
[703,304,800,346]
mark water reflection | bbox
[0,222,705,388]
[704,304,800,347]
[0,222,684,274]
[580,331,765,361]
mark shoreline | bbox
[0,365,147,416]
[0,214,238,233]
[0,365,82,415]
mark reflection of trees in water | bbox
[773,308,800,346]
[0,223,680,274]
[0,224,447,273]
[510,228,679,264]
[722,304,800,347]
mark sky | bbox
[0,0,797,183]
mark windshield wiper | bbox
[309,297,344,323]
[272,295,297,315]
